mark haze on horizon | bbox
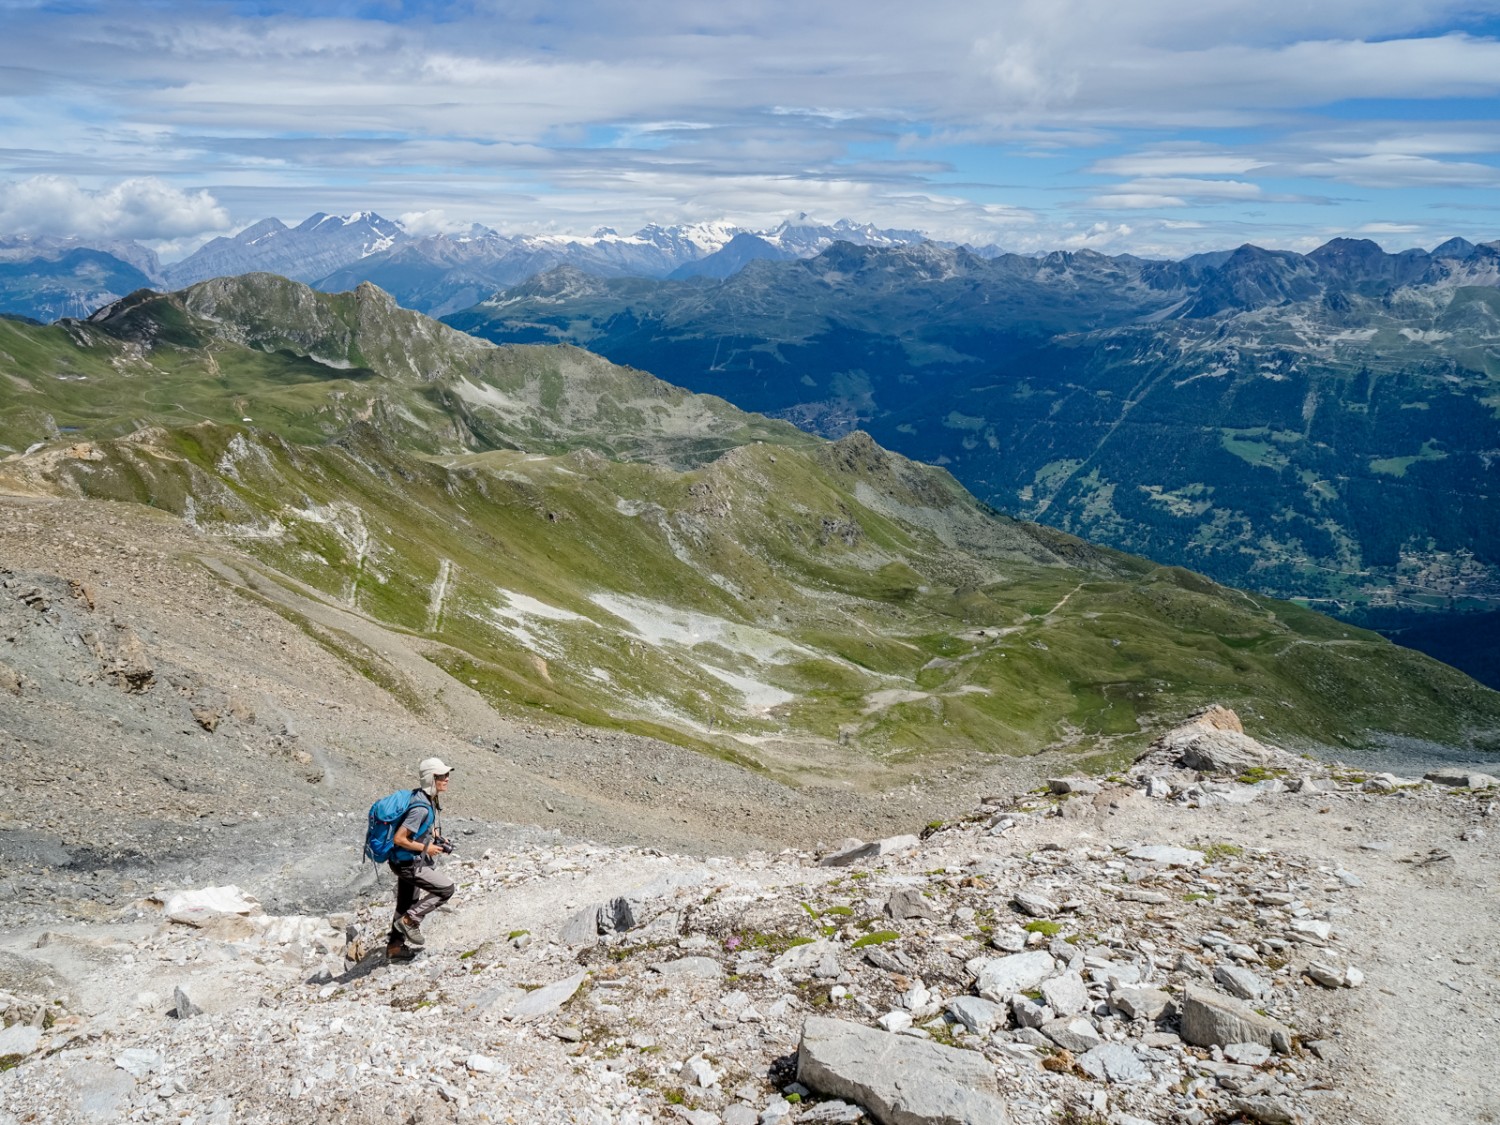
[2,0,1499,261]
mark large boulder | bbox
[1179,985,1291,1053]
[796,1016,1009,1125]
[969,951,1055,1003]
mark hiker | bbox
[387,756,456,958]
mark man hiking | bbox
[387,756,456,960]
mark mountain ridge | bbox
[4,272,1496,764]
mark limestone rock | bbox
[1425,769,1498,790]
[1047,778,1100,795]
[506,970,587,1022]
[971,951,1055,1003]
[1179,985,1291,1053]
[1110,986,1171,1022]
[173,984,203,1019]
[0,1024,42,1058]
[886,887,938,920]
[1127,845,1204,867]
[651,957,724,980]
[1042,1017,1103,1053]
[1040,972,1088,1016]
[945,996,1004,1036]
[1012,891,1057,918]
[818,835,921,868]
[161,886,261,927]
[795,1016,1009,1125]
[1078,1043,1150,1084]
[1214,964,1268,1002]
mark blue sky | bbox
[2,0,1499,259]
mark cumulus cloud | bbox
[0,176,230,240]
[2,1,1499,255]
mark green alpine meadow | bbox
[4,273,1499,774]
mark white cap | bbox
[419,757,453,794]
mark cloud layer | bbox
[0,0,1497,255]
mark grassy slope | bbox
[3,274,1498,769]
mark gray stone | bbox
[1040,972,1089,1015]
[1213,964,1268,1002]
[1047,777,1100,795]
[800,1101,867,1125]
[818,835,921,868]
[599,896,645,934]
[172,984,203,1019]
[1224,1042,1272,1066]
[1010,995,1051,1030]
[1110,986,1171,1022]
[945,996,1005,1036]
[506,970,587,1022]
[723,1107,760,1125]
[1127,845,1204,867]
[1173,729,1271,774]
[971,951,1055,1002]
[1012,891,1058,918]
[796,1016,1009,1125]
[1118,888,1169,905]
[651,957,725,980]
[1226,1096,1299,1125]
[671,1108,722,1125]
[1143,776,1172,798]
[1290,776,1336,793]
[886,887,938,920]
[0,1024,42,1057]
[1425,769,1498,790]
[1042,1017,1103,1053]
[1077,1043,1150,1084]
[1288,919,1332,944]
[114,1048,164,1078]
[865,946,916,974]
[1305,961,1346,988]
[559,905,600,946]
[1179,985,1291,1053]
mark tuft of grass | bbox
[1023,920,1063,937]
[851,930,900,949]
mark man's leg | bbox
[389,862,417,951]
[405,867,455,923]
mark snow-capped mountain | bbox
[0,211,953,319]
[163,212,409,289]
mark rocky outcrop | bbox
[796,1016,1009,1125]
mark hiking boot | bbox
[387,941,418,963]
[394,915,426,948]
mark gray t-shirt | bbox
[397,793,437,860]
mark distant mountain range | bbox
[445,236,1500,687]
[0,211,952,321]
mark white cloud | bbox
[0,175,230,240]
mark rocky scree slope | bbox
[0,711,1495,1125]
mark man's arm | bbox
[392,826,436,857]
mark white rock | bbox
[0,1025,42,1058]
[682,1055,721,1088]
[876,1010,913,1033]
[1127,845,1204,867]
[161,886,261,927]
[1041,972,1089,1015]
[971,951,1056,1002]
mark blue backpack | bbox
[364,788,433,863]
